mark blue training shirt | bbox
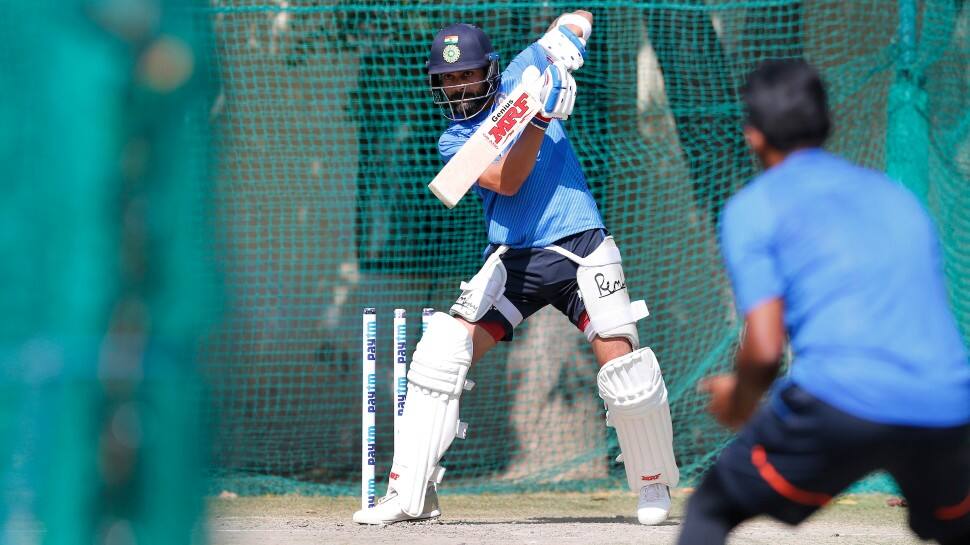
[720,148,970,427]
[437,42,604,249]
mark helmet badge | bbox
[442,44,461,63]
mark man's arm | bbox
[702,298,785,429]
[476,125,545,196]
[477,11,592,196]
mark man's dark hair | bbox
[742,59,831,151]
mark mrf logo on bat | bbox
[486,93,531,146]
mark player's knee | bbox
[591,329,634,354]
[409,312,473,396]
[591,333,633,365]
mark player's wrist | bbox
[531,114,551,130]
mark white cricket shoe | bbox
[352,484,441,525]
[637,483,670,525]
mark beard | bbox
[455,99,478,117]
[446,90,488,119]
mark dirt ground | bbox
[207,490,923,545]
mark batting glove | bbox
[537,61,576,121]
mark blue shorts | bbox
[703,382,970,542]
[464,228,608,342]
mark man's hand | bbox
[535,62,576,120]
[538,11,592,72]
[701,299,786,431]
[699,374,759,430]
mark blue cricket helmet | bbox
[427,23,501,121]
[428,23,497,74]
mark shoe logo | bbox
[641,473,661,481]
[389,472,399,481]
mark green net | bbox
[196,0,967,496]
[1,0,217,542]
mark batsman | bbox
[353,11,679,525]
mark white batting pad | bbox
[597,348,679,490]
[391,313,473,516]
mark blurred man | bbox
[679,59,970,545]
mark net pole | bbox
[886,0,928,200]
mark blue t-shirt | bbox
[437,43,604,249]
[720,149,970,427]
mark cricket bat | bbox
[428,66,544,208]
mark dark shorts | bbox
[467,228,608,342]
[705,382,970,542]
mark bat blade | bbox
[428,76,543,208]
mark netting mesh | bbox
[201,1,968,495]
[1,0,216,539]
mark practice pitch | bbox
[208,490,922,544]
